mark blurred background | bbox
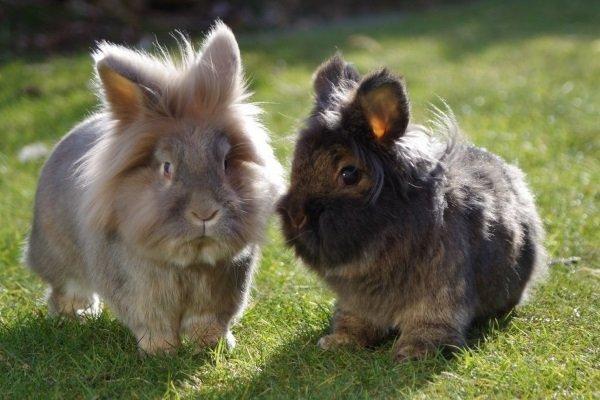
[1,0,469,57]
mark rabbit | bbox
[23,22,284,355]
[277,55,547,361]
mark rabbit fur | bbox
[24,22,284,355]
[277,55,547,361]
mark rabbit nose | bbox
[288,210,308,230]
[187,208,220,226]
[277,195,308,230]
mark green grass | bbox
[1,0,599,398]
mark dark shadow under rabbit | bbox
[277,55,547,361]
[212,311,518,398]
[0,311,227,397]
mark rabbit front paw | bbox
[393,329,465,362]
[181,314,235,352]
[317,333,357,350]
[393,339,434,361]
[136,332,180,356]
[47,284,101,319]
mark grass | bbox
[1,0,599,398]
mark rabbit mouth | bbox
[282,223,324,266]
[189,232,214,244]
[289,232,352,269]
[181,235,218,250]
[286,211,373,269]
[280,212,338,267]
[163,237,229,267]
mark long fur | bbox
[278,55,547,361]
[25,22,283,355]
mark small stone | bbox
[18,142,50,163]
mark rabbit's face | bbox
[278,56,411,268]
[278,130,380,267]
[115,121,257,266]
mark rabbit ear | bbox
[352,69,410,143]
[192,21,242,109]
[94,43,164,123]
[313,54,360,109]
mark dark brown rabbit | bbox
[277,55,547,361]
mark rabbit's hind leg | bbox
[47,280,100,318]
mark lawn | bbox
[0,0,599,398]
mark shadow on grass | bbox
[0,306,516,398]
[0,311,216,398]
[214,315,515,398]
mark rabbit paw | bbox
[393,332,464,362]
[393,339,434,362]
[47,284,100,319]
[194,330,237,351]
[74,294,102,319]
[137,334,180,356]
[317,333,357,350]
[223,330,237,349]
[181,314,234,352]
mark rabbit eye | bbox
[339,165,360,186]
[223,157,229,171]
[162,162,172,179]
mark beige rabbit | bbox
[24,22,283,355]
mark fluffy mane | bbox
[76,22,281,233]
[358,105,462,204]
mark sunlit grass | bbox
[0,0,598,398]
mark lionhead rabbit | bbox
[24,22,283,355]
[277,55,547,361]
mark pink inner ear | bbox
[370,116,388,138]
[361,92,399,140]
[98,63,145,123]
